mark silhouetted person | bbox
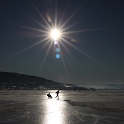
[47,93,52,98]
[55,90,59,99]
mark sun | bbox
[50,29,61,41]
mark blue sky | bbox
[0,0,124,86]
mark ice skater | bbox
[55,90,59,99]
[47,93,52,98]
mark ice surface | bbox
[0,90,124,124]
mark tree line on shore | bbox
[0,71,95,91]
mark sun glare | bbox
[6,1,112,83]
[50,29,61,41]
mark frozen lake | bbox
[0,90,124,124]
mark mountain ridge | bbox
[0,71,67,90]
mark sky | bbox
[0,0,124,86]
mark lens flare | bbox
[55,48,60,52]
[54,40,58,44]
[56,54,60,59]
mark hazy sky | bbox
[0,0,124,86]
